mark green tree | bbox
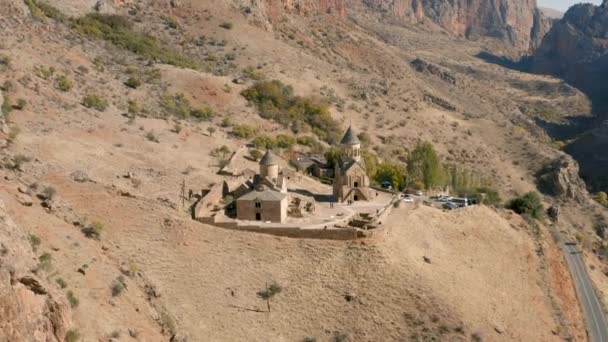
[507,192,544,219]
[406,142,445,190]
[375,162,406,190]
[324,148,344,169]
[361,150,378,180]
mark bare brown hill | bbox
[0,0,605,340]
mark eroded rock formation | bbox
[536,154,589,202]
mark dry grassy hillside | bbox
[0,0,606,341]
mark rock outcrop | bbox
[531,0,608,106]
[536,154,589,202]
[0,198,71,342]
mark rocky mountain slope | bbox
[0,0,606,340]
[242,0,553,54]
[532,0,608,108]
[531,0,608,191]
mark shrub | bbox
[34,65,55,80]
[0,55,9,71]
[111,276,126,297]
[81,221,103,240]
[65,329,80,342]
[242,66,264,81]
[124,77,141,89]
[507,192,544,219]
[163,15,179,29]
[253,135,275,149]
[6,154,31,171]
[296,136,316,147]
[221,117,232,127]
[2,95,12,117]
[473,186,501,206]
[241,80,340,143]
[161,93,213,121]
[42,186,56,201]
[8,126,20,142]
[275,134,296,148]
[82,94,108,111]
[29,234,41,251]
[145,130,159,143]
[219,22,233,30]
[249,149,263,161]
[127,99,139,115]
[206,126,216,136]
[231,124,257,139]
[66,290,79,308]
[38,252,52,271]
[190,106,214,121]
[14,99,26,110]
[24,0,66,22]
[71,14,198,69]
[594,192,608,207]
[257,282,282,312]
[55,75,73,91]
[56,278,67,289]
[211,145,231,159]
[172,123,182,133]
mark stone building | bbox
[236,150,289,223]
[333,126,373,202]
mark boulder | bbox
[70,170,90,183]
[94,0,116,14]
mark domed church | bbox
[332,126,373,203]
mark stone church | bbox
[235,150,289,223]
[333,126,373,202]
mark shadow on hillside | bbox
[475,52,531,72]
[534,116,597,141]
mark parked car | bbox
[451,198,469,207]
[436,196,453,202]
[404,188,423,196]
[442,202,459,210]
[381,181,393,190]
[403,197,414,203]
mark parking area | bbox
[397,191,475,211]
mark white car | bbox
[402,197,414,203]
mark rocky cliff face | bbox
[362,0,551,53]
[236,0,551,54]
[0,199,71,342]
[531,0,608,106]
